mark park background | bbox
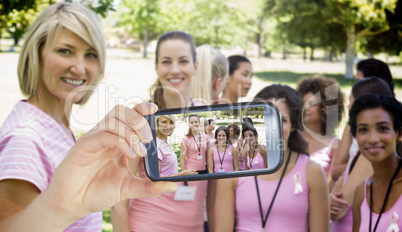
[1,0,402,231]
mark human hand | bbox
[43,103,177,220]
[330,192,350,215]
[179,169,198,176]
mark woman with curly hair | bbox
[297,75,345,184]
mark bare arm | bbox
[352,183,365,232]
[332,125,352,181]
[307,160,330,232]
[331,155,372,221]
[208,147,214,173]
[327,139,340,186]
[233,147,239,171]
[180,141,187,171]
[214,178,236,232]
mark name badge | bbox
[218,168,225,173]
[174,185,197,201]
[197,155,203,160]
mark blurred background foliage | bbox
[1,0,401,76]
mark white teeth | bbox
[62,78,84,86]
[169,79,183,83]
[368,148,382,152]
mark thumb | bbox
[122,176,177,200]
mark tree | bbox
[327,0,398,78]
[118,0,160,58]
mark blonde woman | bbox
[191,44,228,105]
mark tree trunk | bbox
[344,27,356,79]
[143,24,149,58]
[214,26,219,48]
[310,46,314,61]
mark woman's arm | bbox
[180,141,187,171]
[0,103,177,231]
[214,178,237,232]
[327,139,340,188]
[233,147,239,171]
[331,155,372,221]
[352,183,364,232]
[307,160,330,232]
[260,145,268,168]
[208,146,214,173]
[332,125,352,181]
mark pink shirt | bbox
[247,151,266,170]
[129,159,206,232]
[310,136,337,175]
[157,138,178,176]
[211,144,235,173]
[359,178,402,232]
[235,155,309,232]
[0,101,102,231]
[182,134,209,171]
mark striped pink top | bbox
[0,101,102,231]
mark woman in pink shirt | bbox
[111,31,207,232]
[297,75,345,184]
[155,115,197,177]
[241,125,268,170]
[214,84,329,232]
[207,126,239,173]
[350,95,402,232]
[0,3,175,231]
[181,114,210,174]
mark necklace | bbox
[369,159,402,232]
[248,143,257,169]
[217,143,228,170]
[255,150,294,231]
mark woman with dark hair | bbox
[227,123,241,146]
[241,125,268,170]
[214,84,329,231]
[297,75,344,183]
[207,126,239,173]
[221,55,253,104]
[181,114,209,174]
[330,77,393,232]
[112,31,207,232]
[356,58,394,96]
[349,94,402,231]
[206,119,216,139]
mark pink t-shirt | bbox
[310,136,337,175]
[246,150,266,170]
[157,137,178,176]
[211,144,235,173]
[359,178,402,232]
[235,154,309,232]
[129,159,206,232]
[0,101,102,231]
[182,134,209,171]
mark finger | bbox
[122,176,177,200]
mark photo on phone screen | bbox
[143,102,284,182]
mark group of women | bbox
[0,2,401,232]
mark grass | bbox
[102,210,113,232]
[254,70,402,89]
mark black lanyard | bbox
[255,150,293,231]
[192,133,201,155]
[217,143,228,169]
[369,159,402,232]
[248,144,257,169]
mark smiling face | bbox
[157,116,175,139]
[355,107,400,163]
[217,130,227,144]
[303,92,321,124]
[189,116,200,133]
[244,130,257,144]
[155,39,197,96]
[39,28,100,104]
[226,62,252,98]
[269,99,293,148]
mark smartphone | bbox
[143,102,284,182]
